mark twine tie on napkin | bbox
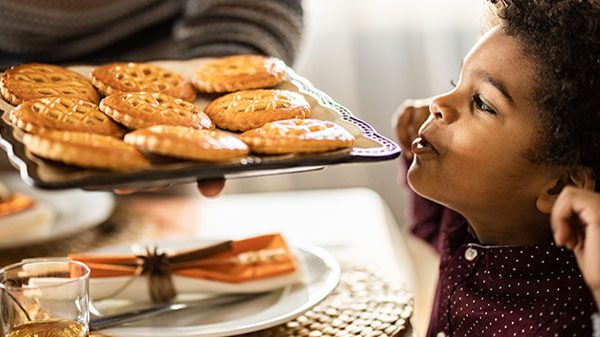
[69,234,299,304]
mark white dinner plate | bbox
[0,172,115,249]
[91,240,341,337]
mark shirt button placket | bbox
[464,247,478,261]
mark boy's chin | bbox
[407,167,435,198]
[407,165,446,204]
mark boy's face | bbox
[407,26,558,219]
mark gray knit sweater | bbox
[0,0,303,68]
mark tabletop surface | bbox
[192,188,416,290]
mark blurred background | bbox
[226,0,486,225]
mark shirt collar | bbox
[466,240,578,278]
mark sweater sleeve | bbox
[0,0,304,67]
[0,0,180,66]
[173,0,304,65]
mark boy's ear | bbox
[536,166,596,214]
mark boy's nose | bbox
[429,95,458,123]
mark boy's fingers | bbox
[553,223,572,247]
[393,99,432,160]
[551,187,578,247]
[551,187,600,251]
[395,109,412,145]
[551,187,576,231]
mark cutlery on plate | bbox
[89,292,265,331]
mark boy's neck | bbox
[463,211,553,246]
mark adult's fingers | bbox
[113,185,172,195]
[197,178,226,197]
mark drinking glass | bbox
[0,258,90,337]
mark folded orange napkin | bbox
[68,234,301,303]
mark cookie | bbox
[0,63,99,105]
[124,125,249,161]
[240,118,355,154]
[192,55,286,93]
[204,89,309,131]
[8,97,124,138]
[99,92,213,130]
[91,62,196,101]
[23,130,150,170]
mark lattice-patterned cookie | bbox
[23,130,150,171]
[193,55,286,93]
[240,118,355,154]
[124,125,249,161]
[91,63,196,102]
[204,89,309,132]
[9,97,124,138]
[0,63,99,105]
[99,92,213,130]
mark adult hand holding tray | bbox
[0,57,400,190]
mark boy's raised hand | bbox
[392,99,431,159]
[551,186,600,304]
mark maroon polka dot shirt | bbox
[409,191,596,337]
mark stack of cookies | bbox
[0,55,355,172]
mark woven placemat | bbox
[0,206,153,267]
[93,265,414,337]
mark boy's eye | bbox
[473,94,496,115]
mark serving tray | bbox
[0,58,400,190]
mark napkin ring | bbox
[139,247,176,304]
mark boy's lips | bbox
[411,134,438,156]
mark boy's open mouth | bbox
[411,135,438,155]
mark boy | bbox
[394,0,600,336]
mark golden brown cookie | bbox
[0,63,99,105]
[193,55,286,93]
[99,92,213,130]
[204,89,309,132]
[23,130,150,171]
[91,63,196,101]
[8,97,124,138]
[240,118,355,154]
[124,125,249,161]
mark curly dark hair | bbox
[489,0,600,190]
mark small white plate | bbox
[92,240,341,337]
[0,172,115,249]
